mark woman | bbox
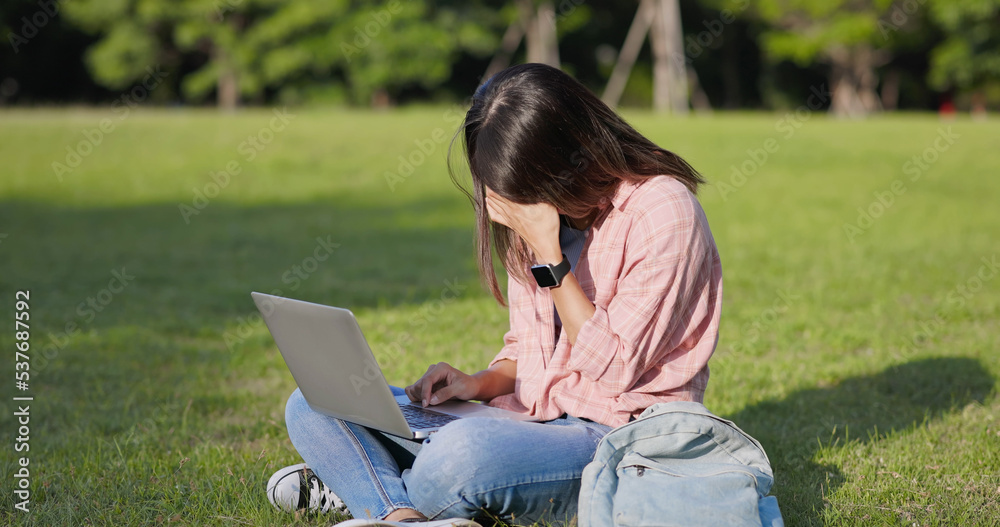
[268,63,722,526]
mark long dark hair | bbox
[450,63,704,305]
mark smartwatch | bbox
[531,254,571,288]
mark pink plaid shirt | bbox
[487,176,723,427]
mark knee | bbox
[406,418,505,516]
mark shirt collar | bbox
[590,178,643,230]
[610,178,643,210]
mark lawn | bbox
[0,106,998,526]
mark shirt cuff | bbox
[566,304,618,381]
[489,345,518,369]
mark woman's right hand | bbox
[404,362,482,407]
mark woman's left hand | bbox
[485,189,562,263]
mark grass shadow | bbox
[724,356,995,526]
[0,195,484,334]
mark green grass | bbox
[0,107,998,526]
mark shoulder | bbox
[615,176,702,231]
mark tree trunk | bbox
[537,1,559,67]
[215,45,239,110]
[371,88,390,108]
[517,0,560,67]
[880,68,900,111]
[856,46,883,113]
[650,0,688,114]
[722,36,742,109]
[602,0,654,108]
[484,20,526,81]
[688,66,712,112]
[828,45,888,118]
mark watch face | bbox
[531,265,559,288]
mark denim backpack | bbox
[578,401,784,527]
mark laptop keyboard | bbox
[399,403,461,429]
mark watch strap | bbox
[550,254,571,283]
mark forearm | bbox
[533,241,597,346]
[550,271,596,345]
[472,358,517,400]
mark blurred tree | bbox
[926,0,1000,106]
[722,0,898,116]
[63,0,498,108]
[332,2,498,105]
[61,0,178,95]
[483,0,594,80]
[0,0,111,104]
[6,0,965,111]
[678,0,763,109]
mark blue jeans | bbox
[285,387,611,524]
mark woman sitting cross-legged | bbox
[266,63,723,526]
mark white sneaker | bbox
[335,519,480,527]
[266,463,347,514]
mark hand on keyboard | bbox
[404,362,482,407]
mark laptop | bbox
[251,292,536,439]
